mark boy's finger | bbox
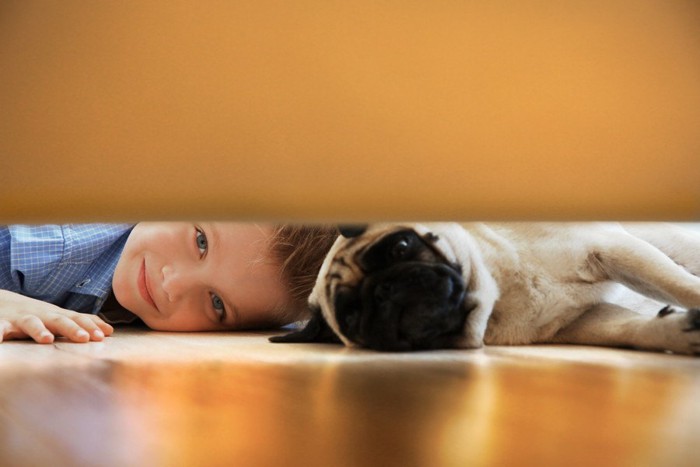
[62,310,113,338]
[73,315,108,341]
[0,320,30,342]
[0,320,11,342]
[17,315,54,344]
[43,315,90,343]
[86,315,114,336]
[99,323,114,336]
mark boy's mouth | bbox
[138,259,159,312]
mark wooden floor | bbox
[1,328,699,467]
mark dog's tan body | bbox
[303,222,700,354]
[449,223,700,353]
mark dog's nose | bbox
[373,283,394,303]
[361,263,467,350]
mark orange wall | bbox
[1,1,699,222]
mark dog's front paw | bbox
[660,307,700,355]
[682,308,700,355]
[650,306,700,355]
[682,308,700,332]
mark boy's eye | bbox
[195,227,208,256]
[211,293,226,322]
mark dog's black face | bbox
[334,229,467,350]
[271,226,469,351]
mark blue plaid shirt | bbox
[0,224,133,315]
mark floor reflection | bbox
[2,351,699,466]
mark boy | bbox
[0,222,338,344]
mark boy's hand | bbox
[0,290,114,344]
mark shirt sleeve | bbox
[0,225,67,297]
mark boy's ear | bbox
[268,306,342,344]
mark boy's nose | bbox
[161,265,194,302]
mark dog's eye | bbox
[391,237,411,260]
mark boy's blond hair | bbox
[269,224,339,324]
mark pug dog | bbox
[270,223,700,354]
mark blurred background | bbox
[1,0,699,222]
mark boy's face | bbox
[112,222,290,331]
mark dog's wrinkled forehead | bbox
[325,225,396,285]
[320,223,458,287]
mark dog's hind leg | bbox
[551,303,700,355]
[622,223,700,276]
[587,232,700,309]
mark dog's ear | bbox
[338,224,367,238]
[269,305,342,344]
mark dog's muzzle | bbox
[334,261,467,351]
